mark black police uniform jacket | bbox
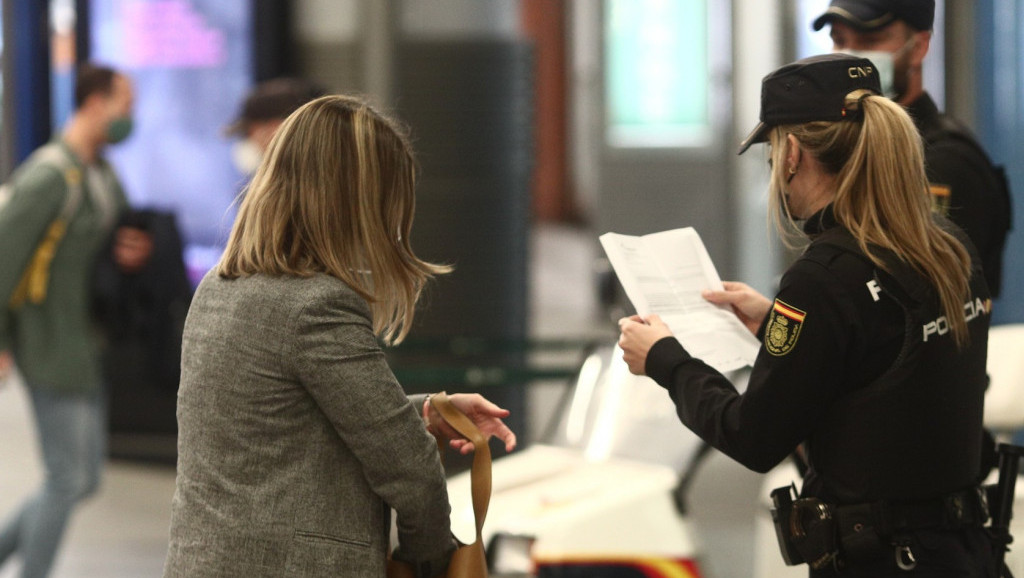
[644,206,991,505]
[910,92,1012,298]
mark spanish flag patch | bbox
[765,299,806,356]
[929,184,951,216]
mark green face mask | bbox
[106,116,134,144]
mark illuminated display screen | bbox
[604,0,709,148]
[120,0,228,68]
[91,0,252,285]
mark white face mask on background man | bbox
[841,49,897,98]
[231,139,263,176]
[839,37,915,100]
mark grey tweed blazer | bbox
[162,272,452,577]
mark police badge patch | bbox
[765,299,806,356]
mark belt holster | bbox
[771,485,803,566]
[771,485,839,569]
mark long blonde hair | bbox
[219,94,450,344]
[767,90,972,347]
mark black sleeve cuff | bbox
[392,538,456,578]
[645,336,692,387]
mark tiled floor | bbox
[0,223,607,578]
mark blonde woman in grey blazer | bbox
[162,95,516,578]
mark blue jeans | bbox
[0,387,106,578]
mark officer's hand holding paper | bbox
[600,227,760,373]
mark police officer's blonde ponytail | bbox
[767,90,973,348]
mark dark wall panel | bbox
[392,39,533,440]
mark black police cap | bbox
[812,0,936,32]
[738,53,882,155]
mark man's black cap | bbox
[225,77,325,136]
[738,53,882,155]
[812,0,935,32]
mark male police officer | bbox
[814,0,1012,297]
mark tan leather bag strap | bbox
[430,393,491,545]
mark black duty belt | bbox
[772,486,991,571]
[835,488,990,537]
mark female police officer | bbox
[618,53,994,576]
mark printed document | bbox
[600,228,760,373]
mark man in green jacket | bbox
[0,63,151,578]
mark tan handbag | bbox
[387,392,491,578]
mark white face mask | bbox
[840,38,914,100]
[231,140,263,176]
[841,49,897,98]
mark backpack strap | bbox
[8,144,85,309]
[31,144,83,220]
